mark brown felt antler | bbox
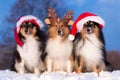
[45,8,57,24]
[64,10,74,25]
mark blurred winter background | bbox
[0,0,120,70]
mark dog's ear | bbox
[64,10,74,26]
[45,18,51,25]
[68,20,74,26]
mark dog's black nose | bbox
[57,29,63,36]
[58,30,61,34]
[25,30,28,33]
[87,28,90,32]
[86,28,92,34]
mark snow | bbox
[0,70,120,80]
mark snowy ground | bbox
[0,70,120,80]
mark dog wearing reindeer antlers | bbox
[44,8,74,73]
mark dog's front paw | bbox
[19,70,24,74]
[76,67,82,74]
[34,67,40,75]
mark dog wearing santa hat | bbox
[12,15,46,74]
[44,8,74,73]
[69,12,112,75]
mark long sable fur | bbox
[73,21,113,73]
[11,25,46,73]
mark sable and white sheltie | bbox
[44,8,74,72]
[11,15,46,74]
[73,21,112,75]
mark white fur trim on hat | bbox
[76,16,105,32]
[16,15,44,33]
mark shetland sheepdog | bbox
[44,8,74,72]
[11,18,46,74]
[73,21,112,75]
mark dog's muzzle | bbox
[56,29,63,36]
[86,28,93,34]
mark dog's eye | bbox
[29,25,34,29]
[83,25,87,28]
[92,24,95,28]
[61,25,64,27]
[54,25,57,27]
[60,25,64,28]
[29,24,32,27]
[30,26,33,28]
[21,25,25,28]
[29,24,35,28]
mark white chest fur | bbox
[76,34,104,67]
[17,36,41,67]
[46,37,73,59]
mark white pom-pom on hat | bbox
[68,34,75,41]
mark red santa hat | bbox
[68,12,105,41]
[14,15,44,47]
